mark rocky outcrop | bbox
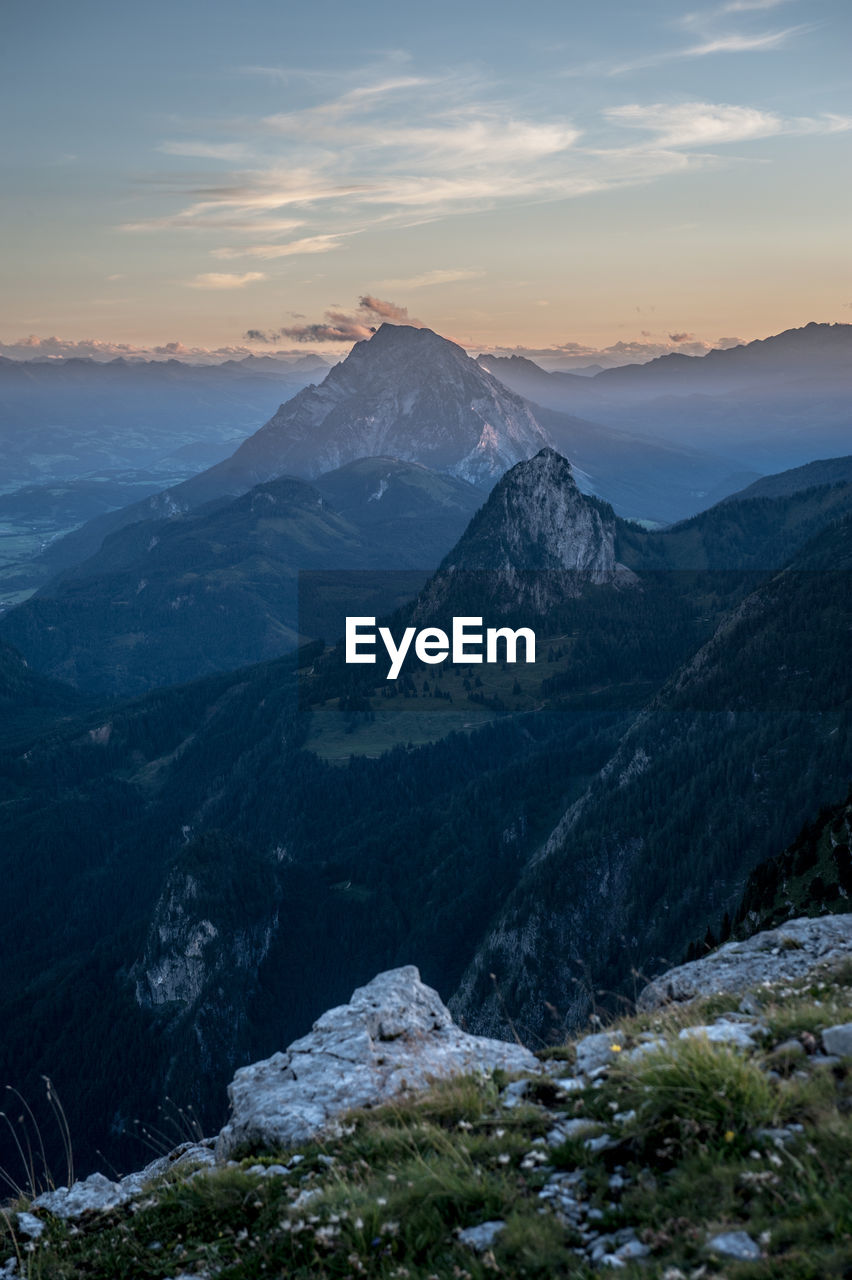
[30,1141,216,1219]
[215,965,540,1158]
[440,449,619,580]
[413,448,632,621]
[637,914,852,1010]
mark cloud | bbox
[122,214,307,234]
[0,334,317,364]
[605,102,783,147]
[121,67,585,242]
[247,295,424,344]
[159,141,252,161]
[597,11,805,76]
[605,101,852,151]
[375,268,484,289]
[211,233,349,260]
[187,272,267,289]
[119,50,851,258]
[685,27,804,55]
[709,0,793,14]
[484,332,746,369]
[357,296,417,323]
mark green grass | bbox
[4,968,852,1278]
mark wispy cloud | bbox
[376,268,484,289]
[121,48,849,261]
[605,102,783,147]
[700,0,794,16]
[187,271,267,289]
[685,26,803,54]
[158,141,252,161]
[606,101,852,148]
[211,233,350,260]
[604,24,804,74]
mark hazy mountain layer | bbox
[0,355,321,491]
[0,461,481,696]
[721,456,852,503]
[481,323,852,472]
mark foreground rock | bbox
[638,915,852,1010]
[30,1141,216,1220]
[216,966,539,1158]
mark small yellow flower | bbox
[610,1044,622,1053]
[724,1130,735,1143]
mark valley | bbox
[0,323,849,1193]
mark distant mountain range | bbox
[479,322,852,400]
[0,354,325,492]
[479,323,852,472]
[4,438,851,701]
[0,459,481,694]
[9,320,848,611]
[14,323,760,608]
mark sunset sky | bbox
[3,0,851,364]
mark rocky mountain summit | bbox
[414,447,631,620]
[441,449,618,578]
[189,324,551,499]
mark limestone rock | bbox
[706,1230,761,1261]
[821,1022,852,1057]
[32,1141,215,1220]
[457,1221,506,1251]
[574,1031,626,1075]
[638,916,852,1010]
[679,1019,760,1050]
[216,966,539,1159]
[14,1213,44,1240]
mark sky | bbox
[2,0,851,366]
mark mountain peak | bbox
[397,447,627,627]
[195,323,552,495]
[441,447,614,574]
[342,323,474,371]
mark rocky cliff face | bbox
[132,835,281,1090]
[414,447,630,619]
[441,448,618,576]
[192,324,551,497]
[450,522,852,1041]
[134,869,277,1012]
